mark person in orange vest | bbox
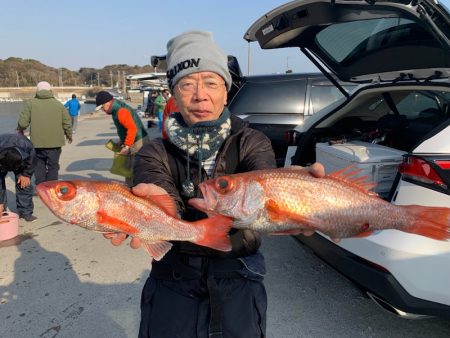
[162,95,179,139]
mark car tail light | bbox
[398,155,447,189]
[435,160,450,170]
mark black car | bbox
[228,72,355,166]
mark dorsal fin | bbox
[328,165,377,192]
[147,194,178,218]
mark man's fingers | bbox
[103,232,141,250]
[309,162,325,178]
[110,233,128,246]
[132,183,168,197]
[130,237,141,249]
[302,229,316,236]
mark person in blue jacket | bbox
[64,94,81,134]
[0,133,37,222]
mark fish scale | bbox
[36,180,233,261]
[190,167,450,241]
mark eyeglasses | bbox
[177,79,225,94]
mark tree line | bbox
[0,57,155,87]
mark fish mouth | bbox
[188,184,218,213]
[35,182,53,207]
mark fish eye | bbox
[215,177,233,193]
[55,182,77,201]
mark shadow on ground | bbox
[0,237,147,338]
[75,139,111,147]
[96,133,117,137]
[65,158,111,172]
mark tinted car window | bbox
[315,17,440,67]
[229,79,307,115]
[308,84,353,115]
[395,91,440,118]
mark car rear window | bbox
[229,79,307,115]
[315,17,434,65]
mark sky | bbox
[1,0,450,76]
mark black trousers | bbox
[35,148,62,185]
[0,171,34,216]
[138,275,267,338]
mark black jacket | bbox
[0,133,36,177]
[133,115,277,258]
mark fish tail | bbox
[404,205,450,241]
[192,214,233,252]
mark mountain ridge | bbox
[0,57,156,87]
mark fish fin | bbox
[329,165,376,191]
[96,211,139,234]
[192,214,233,252]
[403,205,450,241]
[148,194,178,218]
[266,199,321,227]
[141,241,173,261]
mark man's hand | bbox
[17,175,31,188]
[307,162,325,178]
[307,163,341,242]
[119,146,130,155]
[289,162,331,238]
[66,136,72,144]
[103,183,169,249]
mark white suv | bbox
[246,0,450,318]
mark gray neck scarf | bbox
[165,108,231,197]
[166,108,231,160]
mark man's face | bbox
[173,72,227,126]
[101,100,113,114]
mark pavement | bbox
[3,110,450,338]
[0,112,155,338]
[0,111,306,338]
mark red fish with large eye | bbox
[189,166,450,241]
[36,180,233,261]
[215,177,234,193]
[55,182,77,201]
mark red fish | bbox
[36,180,233,260]
[189,167,450,241]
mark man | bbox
[105,30,323,338]
[0,133,37,222]
[17,81,72,185]
[64,94,81,134]
[153,90,167,132]
[95,91,149,185]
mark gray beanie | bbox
[166,30,232,92]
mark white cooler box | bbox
[316,141,406,198]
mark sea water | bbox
[0,101,96,134]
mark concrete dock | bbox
[3,111,450,338]
[1,112,152,337]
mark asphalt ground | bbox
[1,111,450,337]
